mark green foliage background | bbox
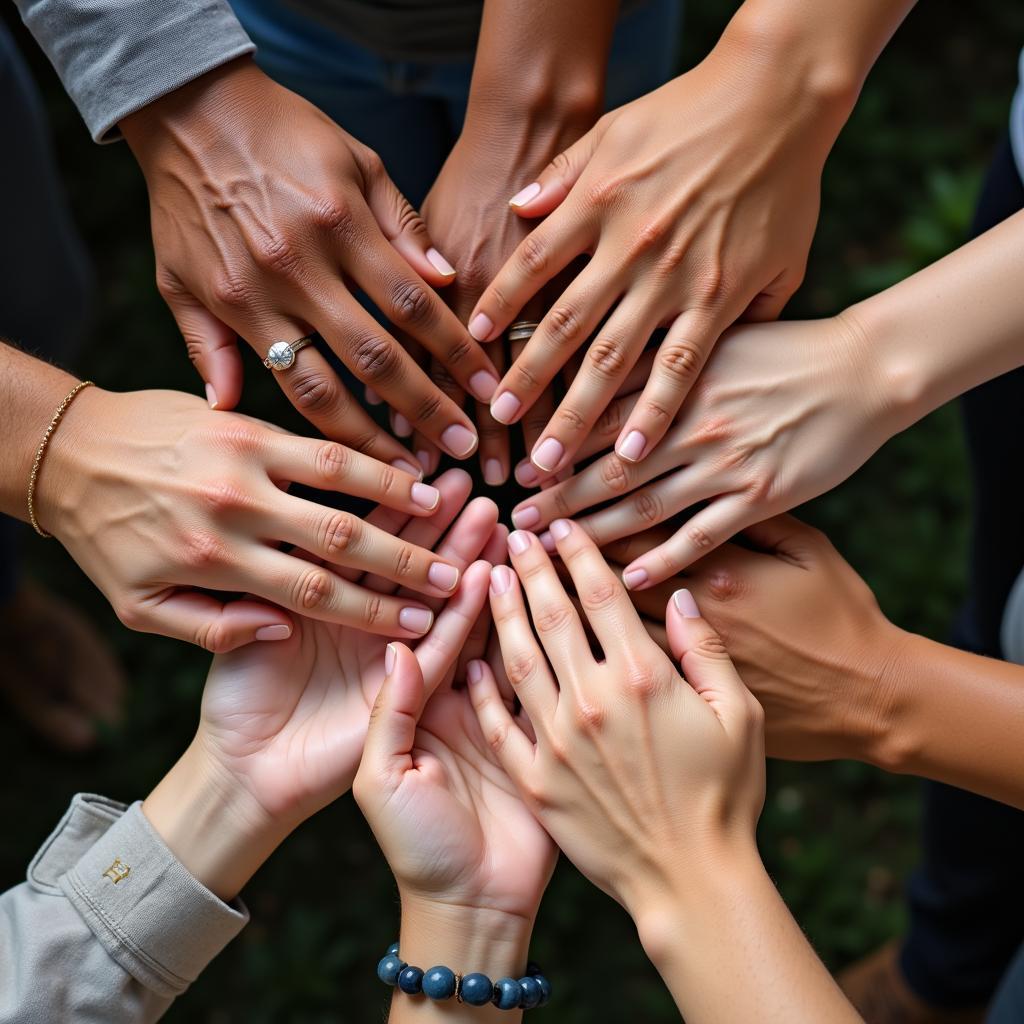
[2,2,1023,1019]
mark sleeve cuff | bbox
[58,801,248,998]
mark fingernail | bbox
[532,437,564,473]
[255,624,291,642]
[509,182,542,208]
[399,607,434,635]
[416,449,433,473]
[623,568,648,590]
[490,392,521,424]
[515,460,540,487]
[484,458,505,485]
[467,659,485,685]
[490,565,514,595]
[539,531,556,552]
[549,519,571,541]
[385,642,397,675]
[411,481,440,510]
[508,530,531,555]
[393,413,413,437]
[205,383,218,409]
[426,246,456,277]
[441,423,478,458]
[617,430,647,463]
[428,562,460,592]
[673,588,701,618]
[393,457,424,480]
[469,369,499,402]
[469,312,495,341]
[511,505,541,530]
[365,386,383,405]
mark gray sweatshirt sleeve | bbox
[12,0,255,142]
[0,793,248,1024]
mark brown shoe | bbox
[838,941,988,1024]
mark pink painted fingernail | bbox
[426,247,456,277]
[532,437,564,473]
[623,568,648,590]
[393,457,424,480]
[205,383,219,410]
[441,423,478,457]
[466,659,485,685]
[469,369,499,401]
[490,565,514,595]
[515,460,540,487]
[509,182,542,208]
[539,531,556,552]
[428,562,460,592]
[385,642,397,674]
[411,481,440,510]
[490,392,521,424]
[508,530,531,555]
[549,519,572,541]
[365,386,383,405]
[484,458,505,485]
[399,607,433,635]
[617,430,647,463]
[393,412,413,437]
[512,505,541,530]
[469,312,495,341]
[673,588,701,618]
[255,624,291,642]
[416,449,433,473]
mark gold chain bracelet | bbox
[27,380,94,538]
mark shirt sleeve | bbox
[12,0,255,143]
[0,793,248,1024]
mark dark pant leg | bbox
[987,943,1024,1024]
[899,134,1024,1007]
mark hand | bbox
[143,471,495,901]
[39,387,474,649]
[120,58,498,461]
[468,521,764,922]
[469,34,847,477]
[507,314,894,587]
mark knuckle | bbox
[486,282,515,316]
[523,778,552,808]
[412,391,444,426]
[253,232,301,279]
[210,271,251,310]
[533,603,573,635]
[520,234,548,278]
[595,399,627,437]
[389,280,434,328]
[393,543,416,579]
[364,594,386,627]
[310,194,356,236]
[555,405,587,435]
[692,634,731,661]
[546,305,584,350]
[506,652,538,687]
[289,368,342,415]
[654,239,688,276]
[320,511,356,557]
[628,219,668,259]
[599,456,632,494]
[352,335,402,385]
[658,342,703,383]
[512,362,541,394]
[633,489,663,525]
[197,620,233,655]
[114,601,144,632]
[686,523,716,553]
[587,340,627,379]
[215,424,263,455]
[360,147,386,179]
[441,338,474,369]
[583,175,624,210]
[196,481,249,517]
[550,150,575,183]
[581,578,619,612]
[315,441,351,480]
[486,720,511,754]
[547,740,571,767]
[623,661,660,700]
[573,699,606,732]
[550,486,574,519]
[347,429,382,456]
[697,268,725,305]
[641,398,673,425]
[707,568,745,603]
[181,529,229,569]
[295,567,333,611]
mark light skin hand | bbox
[120,57,496,460]
[36,386,474,650]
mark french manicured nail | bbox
[673,588,701,618]
[617,430,647,463]
[623,568,648,590]
[365,386,382,405]
[256,624,291,642]
[441,423,478,457]
[490,565,514,595]
[484,458,505,485]
[469,369,499,402]
[205,383,218,409]
[509,182,542,208]
[416,449,433,473]
[532,437,564,473]
[490,392,521,424]
[515,460,540,487]
[469,312,495,341]
[466,659,485,685]
[411,481,440,510]
[539,531,555,552]
[399,607,433,635]
[549,519,571,541]
[511,505,541,530]
[426,247,456,277]
[393,457,424,480]
[385,642,397,675]
[428,562,460,592]
[393,412,413,437]
[508,530,531,555]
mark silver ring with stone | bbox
[507,320,541,343]
[264,335,315,372]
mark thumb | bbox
[666,588,756,732]
[507,122,605,219]
[167,288,244,411]
[740,514,821,564]
[361,643,428,778]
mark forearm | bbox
[635,844,859,1023]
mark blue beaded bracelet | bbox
[377,942,551,1010]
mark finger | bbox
[741,268,802,324]
[666,587,761,734]
[264,436,439,513]
[601,527,676,568]
[135,591,294,654]
[359,642,427,782]
[482,523,510,565]
[545,518,654,656]
[455,604,494,689]
[613,307,726,463]
[505,125,604,219]
[466,659,536,784]
[475,345,510,486]
[505,530,591,687]
[738,513,824,562]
